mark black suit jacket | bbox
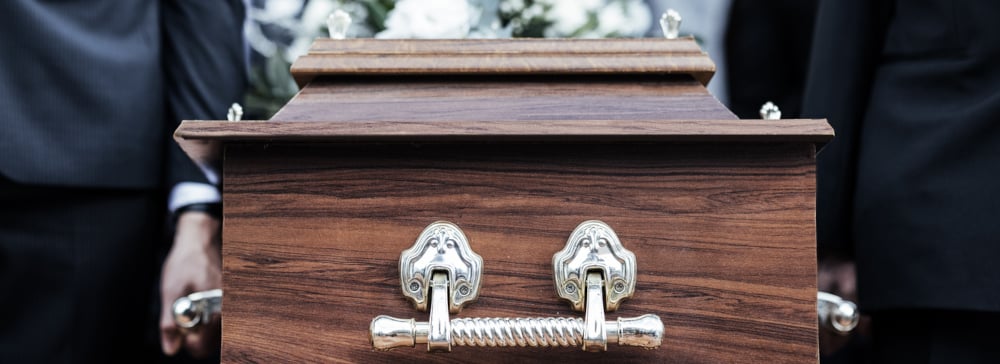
[803,0,1000,311]
[725,0,818,120]
[0,0,246,189]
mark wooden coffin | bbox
[176,39,833,363]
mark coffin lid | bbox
[289,38,717,88]
[175,38,832,169]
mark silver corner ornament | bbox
[660,9,681,39]
[327,9,352,39]
[759,101,782,120]
[226,103,243,122]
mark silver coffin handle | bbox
[173,289,223,331]
[818,291,859,334]
[371,221,663,352]
[370,272,663,352]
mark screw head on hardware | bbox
[565,283,577,294]
[613,281,626,294]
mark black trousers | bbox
[0,176,165,362]
[871,310,1000,363]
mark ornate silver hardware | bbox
[759,101,782,120]
[817,291,859,334]
[370,221,663,352]
[327,9,352,39]
[400,221,482,313]
[553,220,636,312]
[660,9,681,39]
[172,289,223,331]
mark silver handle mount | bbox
[369,221,664,352]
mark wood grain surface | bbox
[305,38,707,54]
[221,142,819,363]
[272,75,735,123]
[177,119,833,143]
[174,118,833,178]
[291,38,715,87]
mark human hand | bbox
[818,258,864,355]
[159,211,222,358]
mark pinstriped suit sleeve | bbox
[162,0,247,188]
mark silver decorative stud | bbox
[327,9,352,39]
[759,101,782,120]
[226,103,243,122]
[660,9,681,39]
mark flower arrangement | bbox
[497,0,651,38]
[367,0,652,39]
[245,0,653,118]
[375,0,476,39]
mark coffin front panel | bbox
[220,142,818,363]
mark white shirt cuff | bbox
[169,182,221,213]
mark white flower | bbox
[280,0,341,61]
[376,0,472,39]
[596,0,651,37]
[256,0,303,22]
[542,0,590,37]
[580,0,605,11]
[300,0,339,35]
[499,0,526,14]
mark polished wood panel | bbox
[174,119,833,173]
[291,38,715,87]
[176,119,832,143]
[221,142,819,363]
[306,38,707,54]
[272,75,735,123]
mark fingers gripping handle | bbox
[173,289,223,331]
